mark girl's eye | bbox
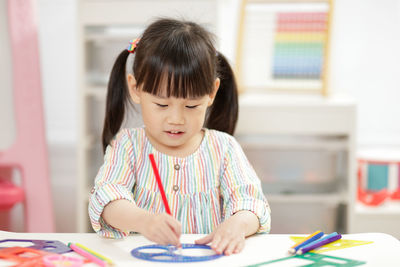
[156,103,168,108]
[186,105,199,109]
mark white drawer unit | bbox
[235,93,356,234]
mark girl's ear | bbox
[127,74,141,104]
[208,78,220,106]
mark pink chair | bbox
[0,0,55,232]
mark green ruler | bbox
[246,252,366,266]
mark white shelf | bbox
[85,73,109,87]
[239,92,356,107]
[83,135,99,150]
[353,202,400,238]
[237,135,348,150]
[236,94,356,234]
[79,0,218,26]
[236,93,356,136]
[86,86,106,99]
[267,193,346,204]
[85,26,144,42]
[355,202,400,215]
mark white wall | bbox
[37,0,77,145]
[37,0,400,148]
[329,0,400,148]
[36,0,78,232]
[218,0,400,148]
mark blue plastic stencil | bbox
[0,239,72,254]
[131,243,223,263]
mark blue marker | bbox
[288,230,324,254]
[297,232,342,255]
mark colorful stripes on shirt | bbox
[88,127,271,238]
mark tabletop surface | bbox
[0,231,399,266]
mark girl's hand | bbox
[194,210,259,255]
[139,213,182,246]
[195,215,246,255]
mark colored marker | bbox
[288,230,324,254]
[68,242,107,267]
[149,153,181,248]
[149,153,172,215]
[297,232,342,255]
[42,255,83,267]
[75,243,114,266]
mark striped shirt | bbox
[89,127,271,238]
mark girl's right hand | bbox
[139,213,181,246]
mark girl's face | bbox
[128,74,220,157]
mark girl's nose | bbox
[167,107,185,125]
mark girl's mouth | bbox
[165,130,184,137]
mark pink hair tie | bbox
[127,38,140,53]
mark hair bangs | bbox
[137,42,215,99]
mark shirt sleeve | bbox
[220,135,271,233]
[88,130,136,238]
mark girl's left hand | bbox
[194,215,247,255]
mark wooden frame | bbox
[235,0,333,96]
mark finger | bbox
[215,237,229,255]
[195,233,213,245]
[166,221,181,247]
[210,234,222,252]
[158,222,179,246]
[159,216,179,241]
[224,239,238,256]
[234,240,245,254]
[166,228,180,246]
[151,230,169,245]
[166,217,182,237]
[156,230,172,245]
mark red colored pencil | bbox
[149,153,172,215]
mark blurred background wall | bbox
[38,0,400,147]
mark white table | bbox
[0,231,399,266]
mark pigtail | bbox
[102,50,130,153]
[205,52,239,135]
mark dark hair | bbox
[102,18,238,152]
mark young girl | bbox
[89,18,271,255]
